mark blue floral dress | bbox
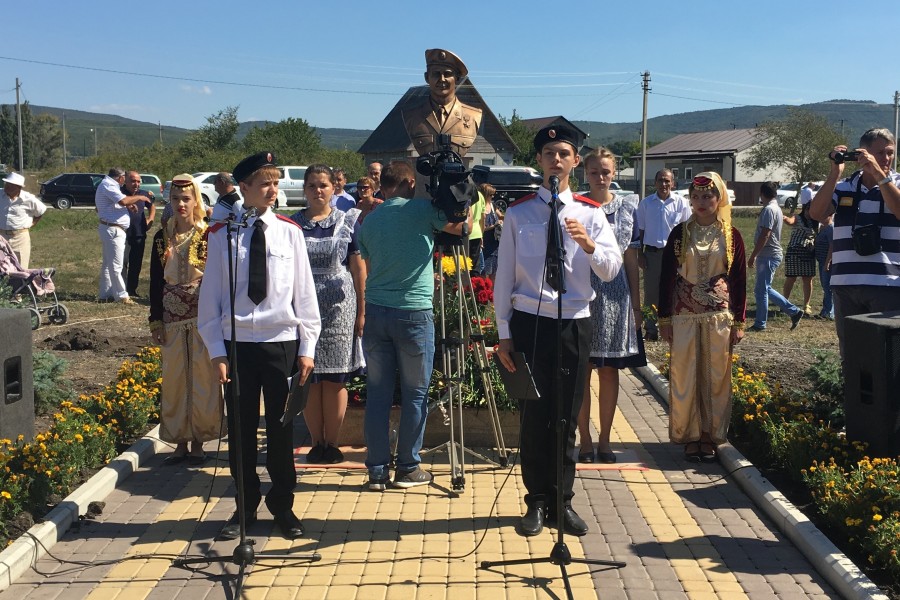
[588,194,646,368]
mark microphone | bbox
[549,175,560,199]
[240,206,259,224]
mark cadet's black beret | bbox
[233,151,277,183]
[533,125,579,154]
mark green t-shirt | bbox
[358,197,448,310]
[469,191,485,240]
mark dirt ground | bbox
[32,303,152,398]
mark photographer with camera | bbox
[357,160,471,491]
[809,127,900,365]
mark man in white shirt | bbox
[95,168,151,304]
[636,169,692,339]
[495,125,621,538]
[0,172,46,269]
[330,168,356,212]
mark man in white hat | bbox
[0,172,47,269]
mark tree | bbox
[241,117,321,164]
[28,114,64,169]
[498,110,537,167]
[742,108,844,183]
[180,106,240,158]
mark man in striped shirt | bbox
[809,128,900,364]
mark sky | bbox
[3,0,899,136]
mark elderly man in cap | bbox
[198,151,320,541]
[0,172,47,269]
[403,48,483,158]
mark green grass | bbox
[732,209,828,319]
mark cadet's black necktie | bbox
[546,198,564,293]
[248,219,267,304]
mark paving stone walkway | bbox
[0,370,839,599]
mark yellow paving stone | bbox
[260,588,299,600]
[238,587,268,600]
[711,579,749,595]
[355,586,388,600]
[85,589,123,600]
[415,584,448,599]
[321,585,360,598]
[680,578,715,593]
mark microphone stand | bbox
[481,177,624,600]
[173,207,319,596]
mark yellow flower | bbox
[74,434,84,443]
[872,514,883,522]
[0,491,11,500]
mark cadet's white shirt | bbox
[198,207,321,360]
[494,187,622,339]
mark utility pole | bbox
[158,121,163,145]
[62,113,67,168]
[640,71,650,200]
[15,78,24,172]
[893,91,899,172]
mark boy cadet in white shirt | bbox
[198,151,321,541]
[494,125,622,537]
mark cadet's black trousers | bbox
[225,340,298,516]
[510,310,590,508]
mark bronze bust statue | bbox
[403,48,483,157]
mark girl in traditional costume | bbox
[658,172,746,462]
[149,174,224,465]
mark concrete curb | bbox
[0,425,166,593]
[634,363,888,600]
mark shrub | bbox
[32,351,74,415]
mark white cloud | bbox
[180,84,213,95]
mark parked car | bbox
[609,181,636,196]
[470,165,541,210]
[278,166,308,206]
[139,174,163,202]
[776,183,799,208]
[39,173,104,209]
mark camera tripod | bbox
[421,235,508,493]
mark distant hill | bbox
[16,100,892,161]
[19,106,371,158]
[573,100,893,148]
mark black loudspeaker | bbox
[0,309,34,443]
[843,310,900,457]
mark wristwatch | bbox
[878,175,892,186]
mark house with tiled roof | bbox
[632,128,793,204]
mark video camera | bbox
[830,149,861,164]
[416,133,477,226]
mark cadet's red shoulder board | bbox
[508,193,538,208]
[573,193,600,207]
[276,214,301,228]
[208,223,226,233]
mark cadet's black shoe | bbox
[219,511,257,541]
[518,502,545,537]
[548,506,589,536]
[273,510,305,540]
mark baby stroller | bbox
[0,235,68,330]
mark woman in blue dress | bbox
[291,164,366,464]
[576,148,646,464]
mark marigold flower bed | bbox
[0,347,161,546]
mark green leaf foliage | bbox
[741,108,845,183]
